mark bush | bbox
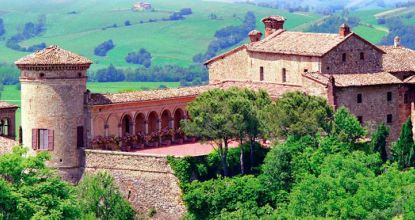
[183,175,270,219]
[125,48,152,67]
[77,172,135,220]
[94,40,115,56]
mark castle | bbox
[1,15,415,217]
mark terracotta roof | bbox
[247,30,350,56]
[0,101,18,109]
[379,45,415,72]
[90,81,303,105]
[15,45,92,65]
[303,72,402,87]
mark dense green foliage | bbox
[392,117,415,169]
[371,123,390,162]
[0,147,80,219]
[77,172,135,220]
[0,147,135,220]
[381,17,415,49]
[175,91,415,219]
[182,88,271,176]
[263,91,333,139]
[306,13,360,33]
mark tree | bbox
[95,64,125,82]
[371,123,389,162]
[0,147,80,219]
[392,117,415,169]
[125,48,152,68]
[182,89,238,176]
[77,172,135,220]
[0,18,5,36]
[264,92,334,139]
[94,40,115,56]
[332,106,366,144]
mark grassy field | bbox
[0,81,180,136]
[0,0,319,70]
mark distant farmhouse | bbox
[132,2,152,11]
[1,15,415,218]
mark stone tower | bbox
[15,45,92,182]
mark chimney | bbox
[394,36,400,48]
[262,16,286,37]
[248,30,262,43]
[339,23,351,37]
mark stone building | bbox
[9,15,415,218]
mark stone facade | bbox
[321,35,383,74]
[84,149,186,219]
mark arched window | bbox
[282,68,287,83]
[121,115,132,136]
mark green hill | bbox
[0,0,319,70]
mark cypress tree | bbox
[392,117,415,169]
[371,123,389,162]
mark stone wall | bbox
[208,47,250,83]
[249,52,321,85]
[321,35,383,74]
[335,85,403,142]
[20,70,87,182]
[84,150,186,219]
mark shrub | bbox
[94,40,115,56]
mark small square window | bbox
[387,114,393,124]
[303,69,308,73]
[357,94,362,103]
[357,116,363,124]
[387,92,392,101]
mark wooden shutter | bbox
[32,129,38,150]
[48,129,54,151]
[77,126,84,148]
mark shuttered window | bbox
[39,129,48,150]
[32,128,54,151]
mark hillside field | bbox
[0,0,319,70]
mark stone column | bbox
[118,123,122,137]
[104,124,109,137]
[145,121,148,134]
[131,122,136,135]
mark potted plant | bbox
[121,134,133,152]
[145,131,160,147]
[132,132,145,149]
[174,128,185,144]
[160,127,173,146]
[106,136,121,151]
[91,136,106,149]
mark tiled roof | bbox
[0,101,18,109]
[15,45,92,65]
[90,81,303,105]
[247,30,350,56]
[379,46,415,72]
[303,72,402,87]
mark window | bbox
[77,126,84,148]
[303,69,308,73]
[39,129,49,150]
[32,129,54,151]
[357,116,363,124]
[357,94,362,103]
[259,66,264,81]
[282,68,287,83]
[342,53,346,62]
[360,52,365,60]
[387,92,392,101]
[387,114,393,124]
